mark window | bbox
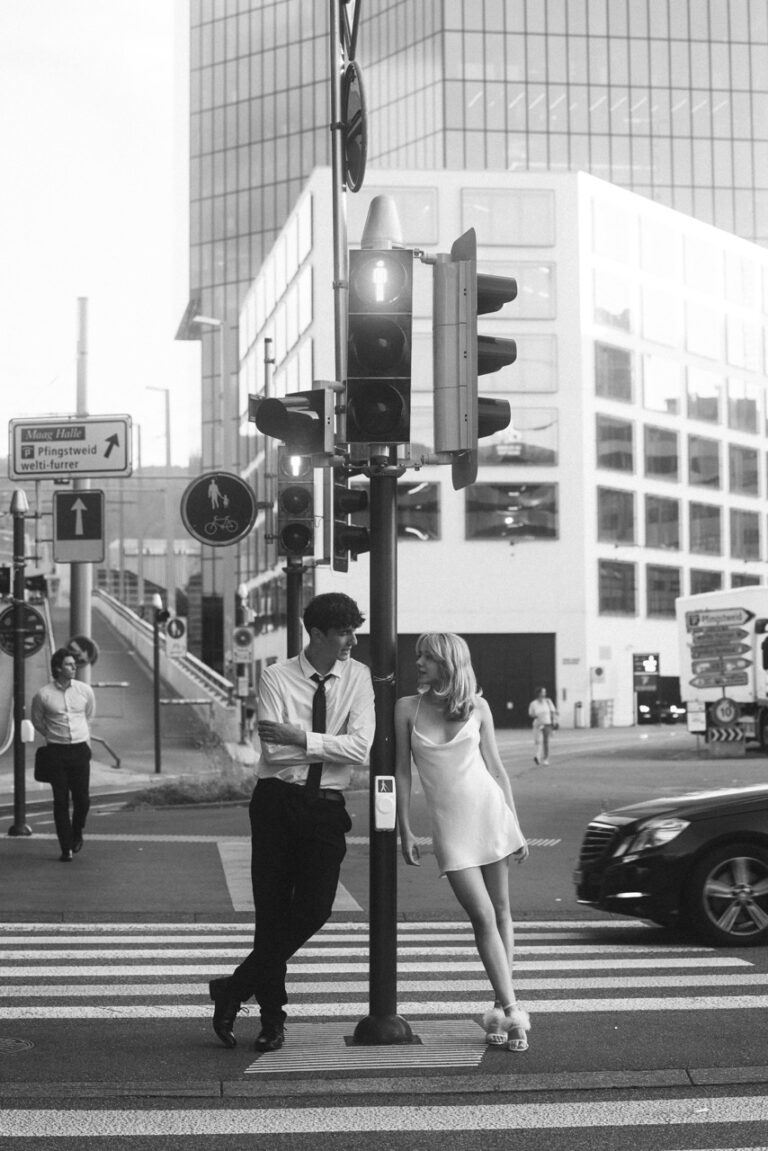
[643,354,680,414]
[729,444,760,495]
[514,264,556,319]
[465,483,558,540]
[462,188,556,245]
[687,366,722,423]
[731,509,760,560]
[598,559,636,615]
[597,488,635,543]
[646,565,681,617]
[688,436,720,488]
[644,426,679,480]
[482,408,558,466]
[690,502,722,555]
[397,482,440,542]
[593,266,632,331]
[732,573,761,588]
[691,570,723,594]
[512,334,558,393]
[595,342,633,401]
[596,415,633,471]
[645,496,680,550]
[727,379,759,433]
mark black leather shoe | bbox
[59,850,73,862]
[208,978,240,1048]
[72,837,84,854]
[253,1022,285,1053]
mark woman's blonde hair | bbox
[416,632,478,722]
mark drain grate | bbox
[0,1037,35,1055]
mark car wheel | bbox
[686,843,768,947]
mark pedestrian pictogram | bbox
[232,626,253,662]
[53,490,105,563]
[181,472,258,547]
[165,616,188,659]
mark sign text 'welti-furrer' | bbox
[8,416,132,479]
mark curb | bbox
[3,1065,768,1100]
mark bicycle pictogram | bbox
[204,514,239,537]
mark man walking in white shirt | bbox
[30,648,95,862]
[208,593,375,1053]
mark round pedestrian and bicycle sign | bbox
[0,604,47,659]
[181,472,258,547]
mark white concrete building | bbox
[238,168,768,728]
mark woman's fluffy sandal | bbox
[504,1004,531,1052]
[482,1007,508,1046]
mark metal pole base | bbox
[7,824,32,837]
[352,1014,415,1046]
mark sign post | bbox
[7,490,32,838]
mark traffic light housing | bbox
[433,227,516,489]
[0,566,10,596]
[346,248,413,446]
[326,467,370,573]
[249,385,334,456]
[275,446,316,558]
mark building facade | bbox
[186,0,768,678]
[239,167,768,727]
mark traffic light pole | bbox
[8,490,31,837]
[353,462,413,1046]
[285,559,304,658]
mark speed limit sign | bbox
[710,696,740,726]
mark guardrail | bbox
[92,590,240,744]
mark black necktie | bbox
[305,674,327,796]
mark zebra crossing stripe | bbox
[2,1096,768,1136]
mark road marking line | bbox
[1,995,767,1019]
[3,1096,768,1135]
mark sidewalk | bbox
[0,604,229,805]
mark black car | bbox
[574,784,768,946]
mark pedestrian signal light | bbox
[345,248,412,445]
[249,386,334,457]
[0,566,10,596]
[276,446,316,557]
[433,227,516,489]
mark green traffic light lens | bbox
[347,382,407,440]
[280,524,312,554]
[351,255,408,306]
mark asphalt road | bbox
[2,725,767,1149]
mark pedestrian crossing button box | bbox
[374,775,397,831]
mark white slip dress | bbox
[410,699,525,876]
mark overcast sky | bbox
[0,0,198,468]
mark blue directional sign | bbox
[53,490,105,563]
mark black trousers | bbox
[229,778,351,1025]
[48,743,91,852]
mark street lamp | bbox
[150,592,170,775]
[175,300,238,676]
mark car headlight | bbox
[614,817,690,857]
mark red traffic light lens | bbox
[347,381,407,441]
[280,523,313,554]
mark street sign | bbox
[690,672,749,690]
[9,416,132,479]
[165,616,188,660]
[0,604,47,658]
[232,626,254,662]
[685,608,754,630]
[53,490,105,563]
[710,696,741,726]
[181,471,258,547]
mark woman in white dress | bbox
[395,633,531,1053]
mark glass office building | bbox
[186,0,768,669]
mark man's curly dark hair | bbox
[303,593,364,635]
